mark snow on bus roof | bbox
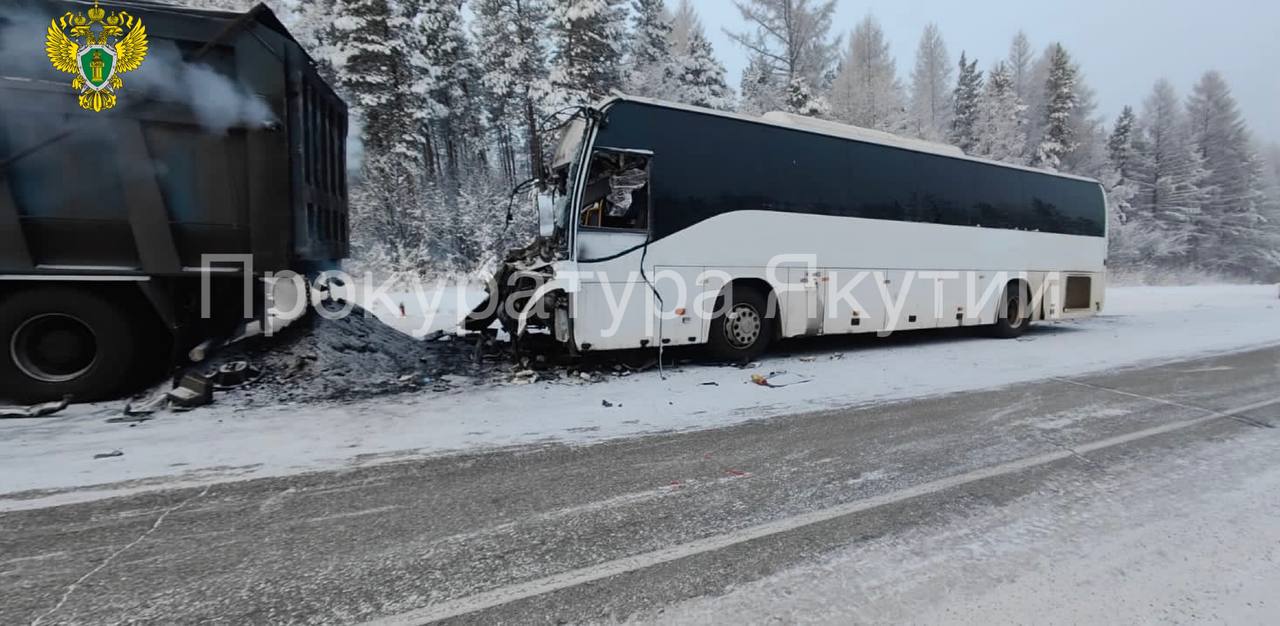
[603,94,1102,186]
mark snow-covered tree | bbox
[1059,67,1108,178]
[1108,105,1137,176]
[973,62,1025,164]
[739,53,783,114]
[1129,79,1205,264]
[667,27,734,110]
[626,0,675,97]
[949,52,982,153]
[727,0,840,114]
[473,0,552,181]
[1007,31,1034,105]
[404,0,482,185]
[907,23,952,141]
[330,0,417,160]
[669,0,701,53]
[1185,70,1278,277]
[548,0,629,107]
[1033,43,1077,170]
[785,75,828,117]
[830,15,905,131]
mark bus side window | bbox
[580,150,650,231]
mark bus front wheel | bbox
[707,284,774,362]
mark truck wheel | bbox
[0,288,139,403]
[706,284,774,362]
[988,282,1032,339]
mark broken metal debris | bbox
[0,396,70,419]
[168,372,215,410]
[212,361,261,389]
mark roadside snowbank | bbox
[1,285,1277,509]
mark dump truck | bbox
[0,1,348,403]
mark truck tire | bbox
[0,288,140,403]
[988,282,1032,339]
[706,284,775,363]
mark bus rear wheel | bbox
[707,284,774,362]
[0,288,140,404]
[988,282,1032,339]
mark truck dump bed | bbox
[0,0,348,278]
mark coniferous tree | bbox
[1034,44,1077,170]
[830,15,905,130]
[669,0,700,53]
[626,0,675,97]
[950,52,982,153]
[405,0,481,186]
[549,0,629,107]
[727,0,840,115]
[1007,31,1034,104]
[1129,79,1205,264]
[739,53,783,114]
[1185,71,1277,277]
[1108,105,1137,174]
[1059,68,1109,178]
[667,29,735,110]
[907,23,952,141]
[473,0,552,181]
[973,62,1025,164]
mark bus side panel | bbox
[571,279,655,351]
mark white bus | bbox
[474,95,1107,361]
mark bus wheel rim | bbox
[725,304,762,348]
[10,313,99,384]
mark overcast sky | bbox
[696,0,1280,145]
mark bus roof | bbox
[600,94,1102,186]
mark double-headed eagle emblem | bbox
[45,0,149,112]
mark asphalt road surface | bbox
[3,346,1279,625]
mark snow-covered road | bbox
[1,284,1277,509]
[638,416,1280,625]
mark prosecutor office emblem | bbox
[45,0,149,112]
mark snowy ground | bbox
[635,425,1280,624]
[1,284,1277,510]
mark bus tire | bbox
[0,287,140,404]
[707,284,774,362]
[988,282,1032,339]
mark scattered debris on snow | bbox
[0,397,70,419]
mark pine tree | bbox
[1185,70,1277,278]
[1108,105,1137,176]
[473,0,552,181]
[404,0,481,186]
[949,52,982,153]
[1129,79,1205,264]
[626,0,675,97]
[739,53,783,114]
[330,0,417,160]
[973,62,1025,164]
[907,23,952,141]
[1059,67,1108,178]
[1034,44,1077,170]
[830,15,905,131]
[327,0,429,270]
[785,75,828,117]
[548,0,629,107]
[667,28,734,110]
[727,0,840,114]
